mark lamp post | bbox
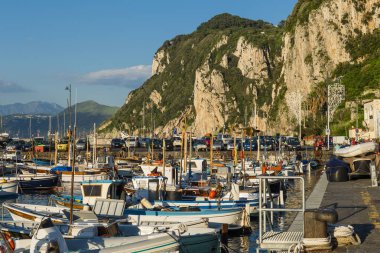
[327,78,345,150]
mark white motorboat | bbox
[0,179,18,197]
[6,218,221,253]
[334,142,378,157]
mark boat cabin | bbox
[80,180,126,206]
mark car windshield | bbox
[60,139,68,144]
[288,138,300,144]
[127,137,136,141]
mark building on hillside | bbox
[363,99,380,139]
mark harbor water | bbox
[228,169,322,252]
[0,167,322,252]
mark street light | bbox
[327,78,345,150]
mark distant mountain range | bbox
[0,101,63,116]
[0,100,119,138]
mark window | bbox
[82,185,102,197]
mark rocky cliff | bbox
[102,0,380,137]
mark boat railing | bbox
[257,175,305,251]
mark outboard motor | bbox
[30,218,68,253]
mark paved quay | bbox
[320,176,380,252]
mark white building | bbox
[364,99,380,139]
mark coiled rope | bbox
[288,225,361,252]
[329,224,361,247]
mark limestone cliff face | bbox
[152,49,169,75]
[282,0,380,114]
[193,62,227,136]
[104,7,380,137]
[234,37,270,82]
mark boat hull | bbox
[0,180,18,197]
[60,172,109,182]
[154,199,258,215]
[18,175,58,190]
[334,142,378,157]
[125,208,243,230]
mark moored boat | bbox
[334,142,378,157]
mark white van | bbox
[217,133,232,145]
[126,136,139,148]
[332,136,349,145]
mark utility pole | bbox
[356,101,359,141]
[327,79,345,150]
[142,99,145,137]
[298,92,302,143]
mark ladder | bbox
[256,175,305,252]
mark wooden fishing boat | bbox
[51,179,127,209]
[0,173,58,191]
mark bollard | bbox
[221,223,228,246]
[304,208,338,238]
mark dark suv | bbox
[110,138,126,150]
[285,137,301,151]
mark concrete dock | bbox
[288,171,380,252]
[320,176,380,252]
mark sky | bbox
[0,0,297,108]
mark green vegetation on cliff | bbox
[304,28,380,136]
[105,13,284,133]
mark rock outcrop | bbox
[103,4,380,137]
[282,0,380,115]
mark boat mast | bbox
[93,123,97,167]
[65,84,75,225]
[188,129,192,183]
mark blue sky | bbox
[0,0,297,107]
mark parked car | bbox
[216,133,232,146]
[243,138,257,151]
[172,135,182,148]
[259,138,273,151]
[150,139,162,149]
[76,138,88,151]
[163,139,174,151]
[125,136,139,148]
[110,138,126,150]
[6,140,26,151]
[139,137,150,148]
[193,139,208,151]
[23,142,33,151]
[226,139,242,151]
[285,137,301,151]
[56,138,69,152]
[212,140,223,151]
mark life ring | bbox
[4,233,15,251]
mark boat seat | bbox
[62,210,98,222]
[93,198,126,217]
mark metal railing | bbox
[257,175,305,245]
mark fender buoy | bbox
[4,233,15,251]
[209,190,217,199]
[147,173,161,177]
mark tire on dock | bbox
[326,166,349,182]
